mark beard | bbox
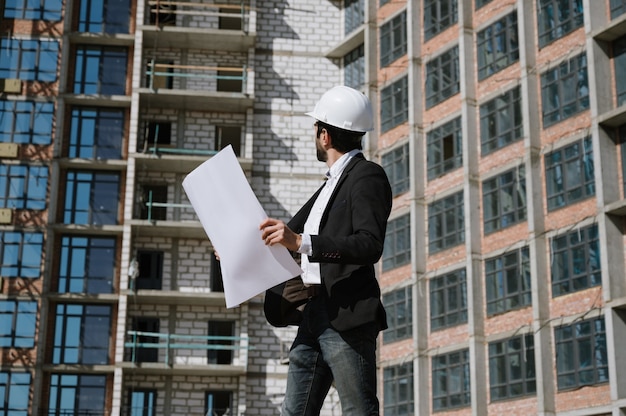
[316,141,327,162]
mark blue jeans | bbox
[281,295,380,415]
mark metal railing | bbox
[146,61,248,93]
[125,330,250,365]
[148,0,251,32]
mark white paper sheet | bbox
[182,145,302,308]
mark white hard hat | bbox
[306,86,374,132]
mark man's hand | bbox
[259,218,301,252]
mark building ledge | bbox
[123,289,225,306]
[129,219,206,238]
[593,13,626,42]
[597,103,626,128]
[141,26,255,51]
[325,25,364,59]
[49,223,124,236]
[119,362,246,376]
[67,32,135,47]
[137,89,254,112]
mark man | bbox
[259,85,392,415]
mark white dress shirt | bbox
[298,149,361,284]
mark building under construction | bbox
[1,0,626,415]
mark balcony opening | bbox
[207,320,234,365]
[217,68,242,93]
[141,121,172,152]
[219,7,242,30]
[215,125,241,156]
[132,317,160,363]
[135,250,163,290]
[149,2,176,26]
[146,61,174,89]
[138,184,167,221]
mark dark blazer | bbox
[265,153,392,332]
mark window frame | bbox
[555,317,609,391]
[3,0,62,20]
[424,0,458,40]
[69,107,124,159]
[0,371,31,416]
[77,0,131,34]
[550,224,601,297]
[63,170,121,225]
[49,374,107,415]
[383,286,413,343]
[52,304,112,365]
[488,333,536,401]
[382,142,410,196]
[428,191,465,253]
[383,362,414,415]
[430,268,467,331]
[0,300,37,348]
[0,100,54,145]
[425,46,460,109]
[482,165,527,234]
[537,0,584,48]
[73,45,128,95]
[58,235,116,294]
[128,389,157,416]
[0,164,48,210]
[477,11,519,80]
[545,137,595,211]
[0,38,59,82]
[432,349,471,411]
[540,52,589,128]
[427,116,462,180]
[480,86,523,155]
[382,213,411,271]
[380,76,409,132]
[379,11,407,68]
[344,0,364,35]
[0,231,43,278]
[611,0,626,19]
[485,246,531,316]
[343,44,365,90]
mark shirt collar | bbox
[326,149,361,180]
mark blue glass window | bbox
[129,389,157,416]
[0,231,43,278]
[49,374,106,414]
[78,0,131,33]
[59,236,115,294]
[3,0,62,21]
[74,46,128,95]
[344,0,364,35]
[0,372,31,416]
[64,171,120,225]
[0,300,37,348]
[53,304,111,364]
[0,38,58,81]
[0,165,48,210]
[0,100,54,145]
[69,107,124,159]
